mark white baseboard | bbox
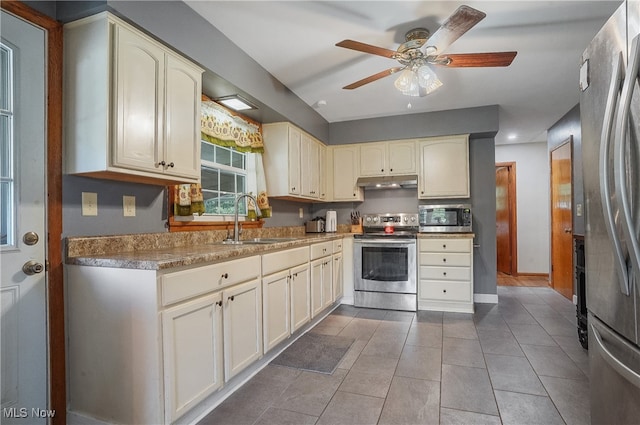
[474,293,499,304]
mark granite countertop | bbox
[66,233,350,271]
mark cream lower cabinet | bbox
[262,247,310,352]
[310,241,334,317]
[418,135,470,199]
[162,293,223,423]
[332,239,344,301]
[418,238,474,313]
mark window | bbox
[200,142,256,216]
[1,43,15,247]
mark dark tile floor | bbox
[200,286,590,425]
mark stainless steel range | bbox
[353,213,418,311]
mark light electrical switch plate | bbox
[81,192,98,216]
[123,195,136,217]
[299,208,304,218]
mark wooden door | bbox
[496,163,517,275]
[551,141,573,300]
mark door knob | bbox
[23,260,44,275]
[564,228,572,233]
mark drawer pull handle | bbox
[222,273,229,279]
[228,295,235,302]
[216,300,222,307]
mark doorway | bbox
[496,162,517,277]
[0,2,64,423]
[550,139,574,300]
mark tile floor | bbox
[199,286,590,425]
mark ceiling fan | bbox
[336,5,517,96]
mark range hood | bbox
[356,175,418,189]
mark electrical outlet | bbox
[81,192,98,216]
[123,195,136,217]
[299,208,304,218]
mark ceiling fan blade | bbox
[343,67,404,89]
[336,40,398,59]
[425,5,486,54]
[435,52,517,67]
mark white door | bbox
[1,10,49,422]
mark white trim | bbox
[474,293,499,304]
[573,295,578,305]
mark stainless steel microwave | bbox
[418,204,472,233]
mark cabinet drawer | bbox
[310,241,333,260]
[332,239,343,253]
[420,252,471,267]
[420,238,471,253]
[262,247,309,276]
[420,280,471,302]
[420,265,471,281]
[161,256,261,306]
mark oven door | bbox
[354,239,416,293]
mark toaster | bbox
[305,219,325,233]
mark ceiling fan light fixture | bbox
[416,65,443,94]
[394,68,415,92]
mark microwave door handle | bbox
[613,34,640,292]
[600,52,630,295]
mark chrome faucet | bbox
[233,193,261,242]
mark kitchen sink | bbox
[219,237,298,245]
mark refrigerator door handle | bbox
[591,322,640,389]
[600,52,630,295]
[614,34,640,293]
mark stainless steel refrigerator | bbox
[580,1,640,423]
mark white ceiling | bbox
[185,1,621,145]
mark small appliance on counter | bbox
[325,210,337,232]
[305,217,325,233]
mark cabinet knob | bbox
[443,258,447,263]
[381,168,384,172]
[390,168,393,172]
[216,300,222,307]
[443,272,447,276]
[158,160,166,166]
[228,295,235,302]
[443,289,447,293]
[168,162,175,168]
[421,191,424,194]
[221,273,228,279]
[443,244,447,249]
[292,187,296,191]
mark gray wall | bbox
[548,104,584,236]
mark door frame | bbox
[496,162,518,276]
[549,137,574,299]
[1,2,64,423]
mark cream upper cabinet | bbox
[64,12,203,185]
[331,145,364,201]
[418,135,470,199]
[359,140,416,177]
[263,122,326,201]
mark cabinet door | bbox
[301,134,320,198]
[318,143,327,200]
[290,264,310,332]
[333,253,344,301]
[418,136,470,198]
[360,143,387,176]
[113,24,164,173]
[389,141,416,175]
[223,279,262,380]
[332,146,363,201]
[162,293,223,423]
[262,270,290,353]
[164,53,202,179]
[322,258,333,309]
[288,127,302,195]
[310,259,324,318]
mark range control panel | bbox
[362,213,419,228]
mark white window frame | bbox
[1,42,16,249]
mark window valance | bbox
[201,100,264,153]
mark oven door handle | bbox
[354,239,415,245]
